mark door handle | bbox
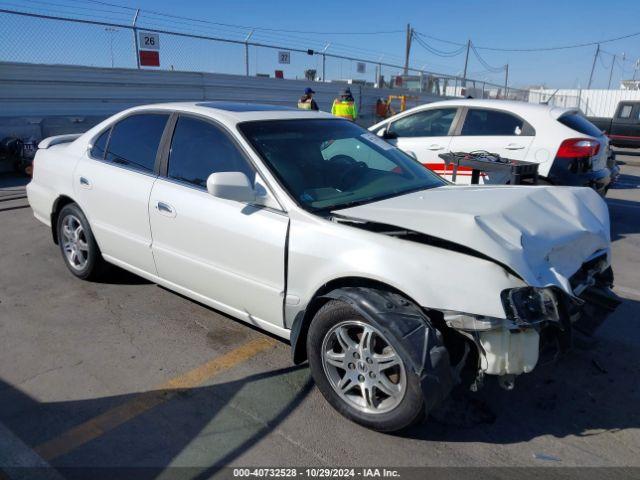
[427,144,444,151]
[156,201,176,217]
[504,144,525,150]
[79,176,92,189]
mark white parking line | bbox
[615,285,640,299]
[0,422,64,480]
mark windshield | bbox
[239,119,446,211]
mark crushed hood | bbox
[335,185,611,293]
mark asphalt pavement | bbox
[0,165,639,479]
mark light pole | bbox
[104,27,117,68]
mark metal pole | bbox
[244,30,254,76]
[403,24,412,75]
[322,54,326,82]
[504,64,509,98]
[132,8,140,69]
[377,54,383,88]
[587,43,599,89]
[607,54,616,89]
[578,87,582,111]
[462,39,471,87]
[105,27,116,68]
[322,43,330,82]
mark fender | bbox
[291,286,454,412]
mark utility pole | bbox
[244,30,254,76]
[462,39,471,86]
[403,23,412,75]
[587,43,600,89]
[504,64,509,98]
[633,59,640,81]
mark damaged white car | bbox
[27,102,620,432]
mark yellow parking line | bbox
[34,337,276,461]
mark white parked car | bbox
[27,102,619,431]
[370,99,612,194]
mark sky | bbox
[2,0,640,89]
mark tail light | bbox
[556,138,600,158]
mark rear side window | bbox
[557,113,603,138]
[461,109,528,136]
[388,108,457,137]
[105,114,169,173]
[167,116,254,188]
[90,129,110,159]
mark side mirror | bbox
[206,172,255,203]
[382,128,398,140]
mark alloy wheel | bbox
[321,320,406,414]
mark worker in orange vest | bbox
[331,88,357,121]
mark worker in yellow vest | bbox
[331,88,357,121]
[297,87,319,111]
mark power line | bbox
[68,0,404,35]
[470,44,505,73]
[9,0,130,17]
[415,28,640,52]
[412,33,465,57]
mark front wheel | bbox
[307,300,426,432]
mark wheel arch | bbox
[292,279,455,413]
[50,195,77,244]
[289,276,423,366]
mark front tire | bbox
[56,203,106,280]
[307,300,426,432]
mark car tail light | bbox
[556,138,600,158]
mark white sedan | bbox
[27,102,619,431]
[370,99,612,194]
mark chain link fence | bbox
[0,7,582,109]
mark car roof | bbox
[403,98,575,119]
[123,101,337,124]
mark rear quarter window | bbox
[557,113,603,138]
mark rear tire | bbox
[56,203,107,280]
[307,300,426,432]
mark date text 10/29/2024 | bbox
[233,468,401,478]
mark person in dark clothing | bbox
[297,87,319,111]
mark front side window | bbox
[105,113,169,173]
[239,119,446,212]
[90,128,110,159]
[388,108,457,137]
[167,116,254,188]
[461,109,526,136]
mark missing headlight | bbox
[501,287,559,326]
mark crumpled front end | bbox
[334,184,620,389]
[440,254,620,390]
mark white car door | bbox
[447,108,535,184]
[384,107,459,177]
[74,112,170,274]
[148,115,288,328]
